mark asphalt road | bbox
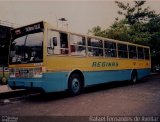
[0,75,160,118]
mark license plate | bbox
[19,70,29,74]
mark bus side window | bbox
[52,37,57,46]
[104,41,117,57]
[144,48,149,60]
[118,43,128,58]
[70,34,86,56]
[87,38,103,57]
[128,45,137,59]
[137,47,144,59]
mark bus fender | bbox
[67,69,85,87]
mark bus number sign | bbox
[13,22,44,36]
[25,24,41,32]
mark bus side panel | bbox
[137,68,151,79]
[84,70,131,86]
[42,68,151,92]
[83,68,150,86]
[42,72,68,92]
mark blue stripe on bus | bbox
[8,68,150,93]
[8,72,68,93]
[83,68,150,86]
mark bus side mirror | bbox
[52,37,57,46]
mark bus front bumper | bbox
[8,72,68,93]
[8,78,45,93]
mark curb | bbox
[149,73,160,76]
[0,89,28,100]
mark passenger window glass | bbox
[70,34,86,56]
[87,38,103,57]
[144,48,149,60]
[137,47,144,59]
[104,41,117,57]
[128,45,137,59]
[118,43,128,58]
[87,38,103,48]
[60,33,68,54]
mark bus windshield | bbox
[9,32,43,64]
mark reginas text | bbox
[92,62,118,67]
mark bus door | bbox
[47,30,68,55]
[60,33,68,54]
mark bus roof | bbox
[45,21,149,48]
[12,21,150,49]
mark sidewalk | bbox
[0,85,27,99]
[0,85,12,93]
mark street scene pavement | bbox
[0,85,12,93]
[0,75,160,117]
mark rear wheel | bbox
[130,70,138,84]
[68,73,83,96]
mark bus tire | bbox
[68,73,83,96]
[130,70,138,84]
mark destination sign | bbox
[25,24,41,32]
[12,21,44,37]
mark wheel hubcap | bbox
[72,78,80,93]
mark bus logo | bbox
[92,62,118,67]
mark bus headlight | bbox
[33,67,43,78]
[10,74,16,78]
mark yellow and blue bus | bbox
[8,21,151,95]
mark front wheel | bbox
[68,73,83,96]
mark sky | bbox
[0,0,160,34]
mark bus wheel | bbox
[68,73,82,96]
[130,70,137,84]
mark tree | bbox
[88,19,131,41]
[115,1,157,25]
[147,16,160,54]
[89,1,160,69]
[89,1,159,46]
[88,26,107,37]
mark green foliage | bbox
[89,0,160,56]
[115,1,156,25]
[88,26,107,37]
